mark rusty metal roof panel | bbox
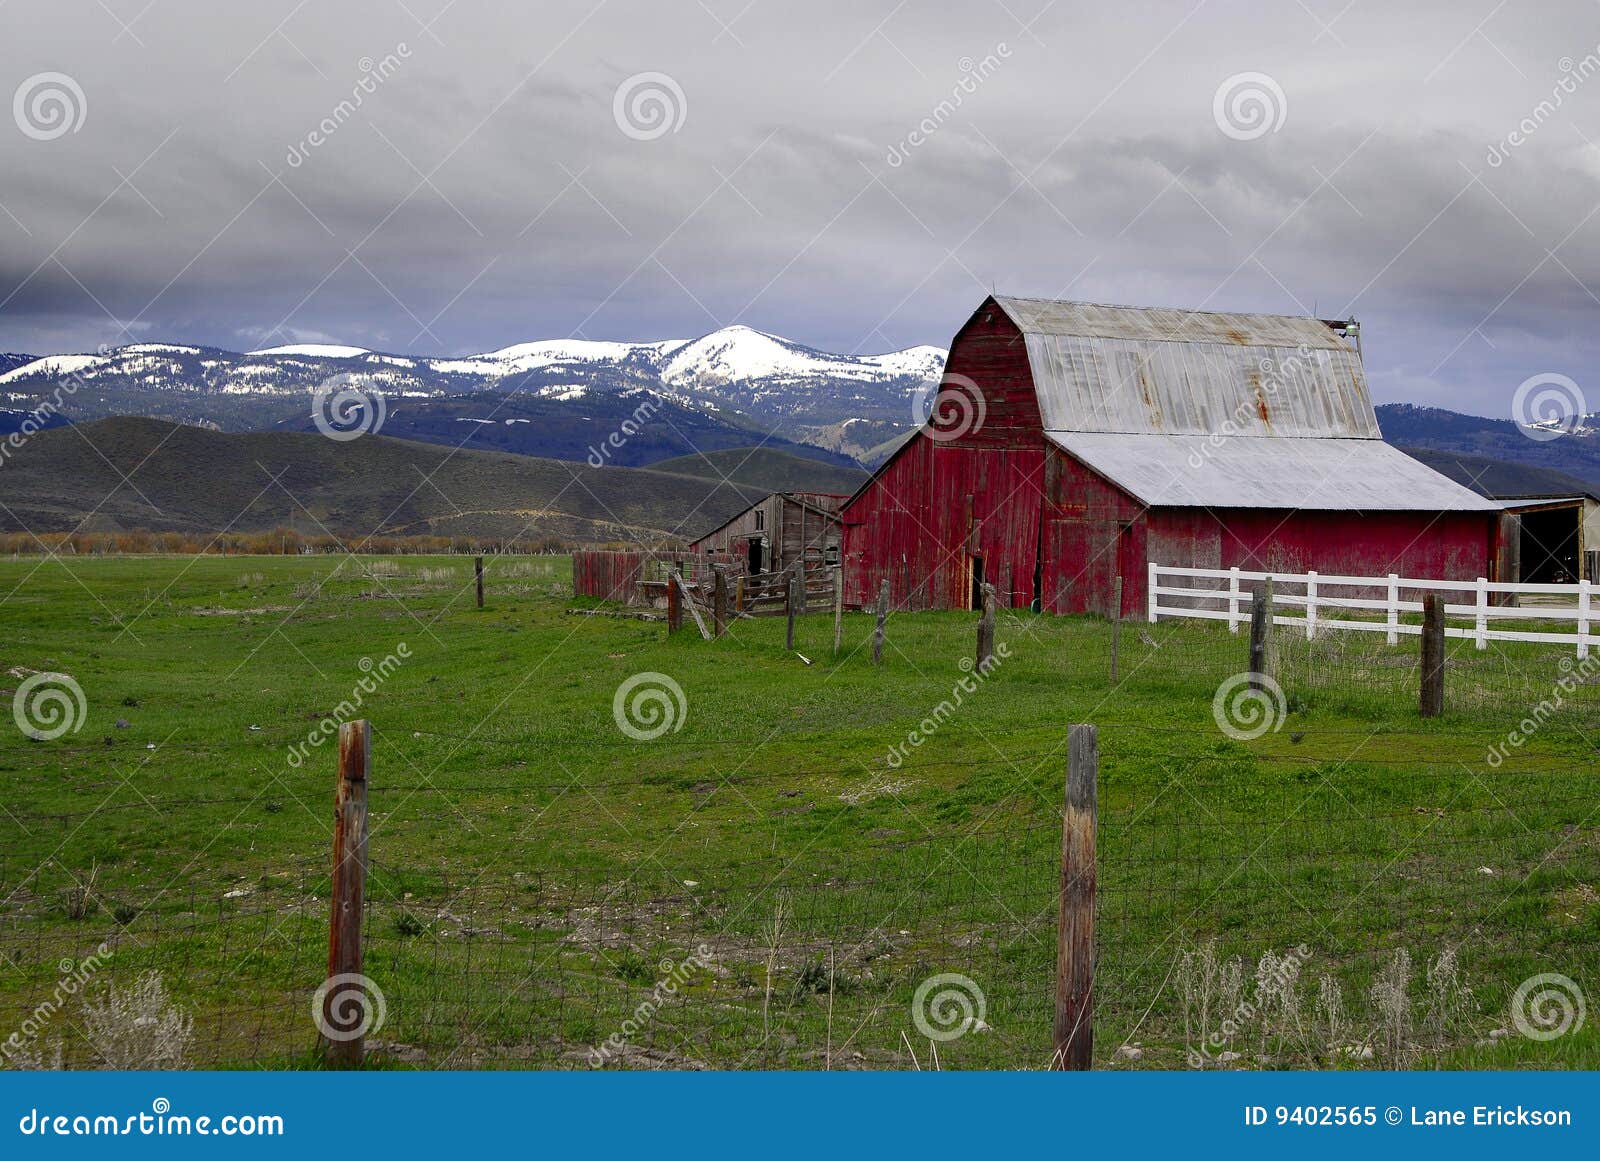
[1021,333,1380,438]
[992,296,1353,349]
[1047,432,1503,511]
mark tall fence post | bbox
[1386,573,1400,646]
[833,565,843,657]
[713,567,729,639]
[666,572,682,635]
[1109,576,1123,684]
[1248,583,1270,689]
[786,572,798,649]
[1421,593,1445,718]
[1305,570,1318,640]
[977,582,996,670]
[872,579,888,666]
[325,720,370,1069]
[474,556,484,609]
[1580,578,1592,661]
[1053,723,1097,1071]
[1227,566,1241,634]
[1474,577,1489,650]
[1146,561,1159,623]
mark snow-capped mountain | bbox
[0,326,947,460]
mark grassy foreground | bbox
[0,553,1595,1069]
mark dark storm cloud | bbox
[4,0,1600,416]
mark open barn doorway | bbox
[969,554,984,609]
[747,537,765,575]
[1516,503,1582,583]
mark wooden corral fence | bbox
[572,550,741,606]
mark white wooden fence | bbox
[1148,563,1594,658]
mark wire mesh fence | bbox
[3,557,1597,1071]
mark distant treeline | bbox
[0,527,580,556]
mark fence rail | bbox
[1149,562,1595,656]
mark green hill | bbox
[0,417,776,544]
[648,446,866,494]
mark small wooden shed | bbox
[688,492,846,577]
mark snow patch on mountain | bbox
[248,343,370,358]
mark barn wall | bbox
[841,434,1046,610]
[928,304,1041,447]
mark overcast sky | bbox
[3,1,1600,418]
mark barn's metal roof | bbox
[1047,432,1504,511]
[990,297,1377,438]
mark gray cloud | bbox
[4,0,1600,418]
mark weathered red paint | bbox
[840,299,1501,614]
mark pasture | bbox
[0,553,1595,1069]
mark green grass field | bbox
[0,554,1595,1070]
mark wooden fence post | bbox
[1248,583,1269,689]
[474,556,484,608]
[833,565,843,657]
[1053,723,1097,1071]
[977,581,996,670]
[1109,576,1123,684]
[1421,593,1445,718]
[786,573,798,649]
[735,573,745,614]
[713,567,729,638]
[666,574,682,635]
[325,720,370,1069]
[872,579,888,666]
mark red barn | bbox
[840,296,1503,616]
